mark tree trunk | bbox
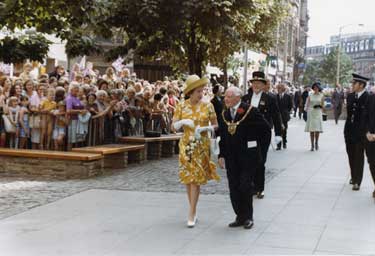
[223,61,228,88]
[187,23,203,77]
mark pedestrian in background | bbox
[276,83,293,150]
[332,83,345,125]
[305,82,325,151]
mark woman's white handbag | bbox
[210,133,220,156]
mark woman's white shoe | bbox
[187,215,198,228]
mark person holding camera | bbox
[304,82,325,151]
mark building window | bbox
[360,40,364,51]
[351,42,355,52]
[365,40,370,50]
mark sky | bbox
[307,0,375,46]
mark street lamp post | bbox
[336,24,364,85]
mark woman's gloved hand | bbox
[194,125,215,139]
[173,119,195,130]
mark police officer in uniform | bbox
[218,87,270,229]
[242,71,282,199]
[365,89,375,198]
[344,73,370,191]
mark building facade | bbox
[265,0,309,85]
[306,32,375,82]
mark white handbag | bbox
[210,132,220,156]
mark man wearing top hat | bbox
[218,87,270,229]
[344,73,370,191]
[242,71,282,199]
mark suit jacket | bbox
[218,102,271,164]
[367,93,375,134]
[242,91,282,136]
[276,93,293,124]
[332,89,345,111]
[294,91,302,106]
[211,96,224,119]
[344,91,369,143]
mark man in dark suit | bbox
[211,84,224,119]
[276,83,293,150]
[332,84,345,124]
[366,90,375,198]
[242,72,282,199]
[293,87,302,118]
[344,73,370,191]
[301,86,310,121]
[218,86,270,229]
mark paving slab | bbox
[1,119,375,255]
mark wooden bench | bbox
[0,149,103,180]
[72,144,146,169]
[119,134,182,160]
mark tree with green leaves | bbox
[0,0,108,62]
[302,59,322,86]
[319,48,354,86]
[0,0,287,75]
[302,49,354,87]
[102,0,287,76]
[0,34,51,64]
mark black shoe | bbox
[243,219,254,229]
[310,146,314,152]
[256,191,265,199]
[283,144,287,149]
[228,219,244,228]
[349,179,353,185]
[352,184,360,191]
[372,190,375,198]
[315,143,319,151]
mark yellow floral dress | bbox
[173,99,220,185]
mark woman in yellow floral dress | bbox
[172,75,220,228]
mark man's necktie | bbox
[231,108,236,119]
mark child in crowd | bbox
[40,88,56,150]
[19,96,30,149]
[6,97,20,148]
[52,101,68,151]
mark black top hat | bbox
[352,73,370,84]
[250,71,267,84]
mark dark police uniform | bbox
[218,101,270,225]
[242,72,282,197]
[344,73,370,190]
[365,93,375,195]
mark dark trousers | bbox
[226,156,255,222]
[278,121,288,148]
[346,140,375,186]
[334,109,342,124]
[255,131,271,192]
[366,142,375,185]
[293,106,298,117]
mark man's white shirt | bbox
[251,91,263,108]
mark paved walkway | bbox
[1,118,375,255]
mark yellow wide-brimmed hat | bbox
[183,75,209,95]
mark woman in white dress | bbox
[305,82,325,151]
